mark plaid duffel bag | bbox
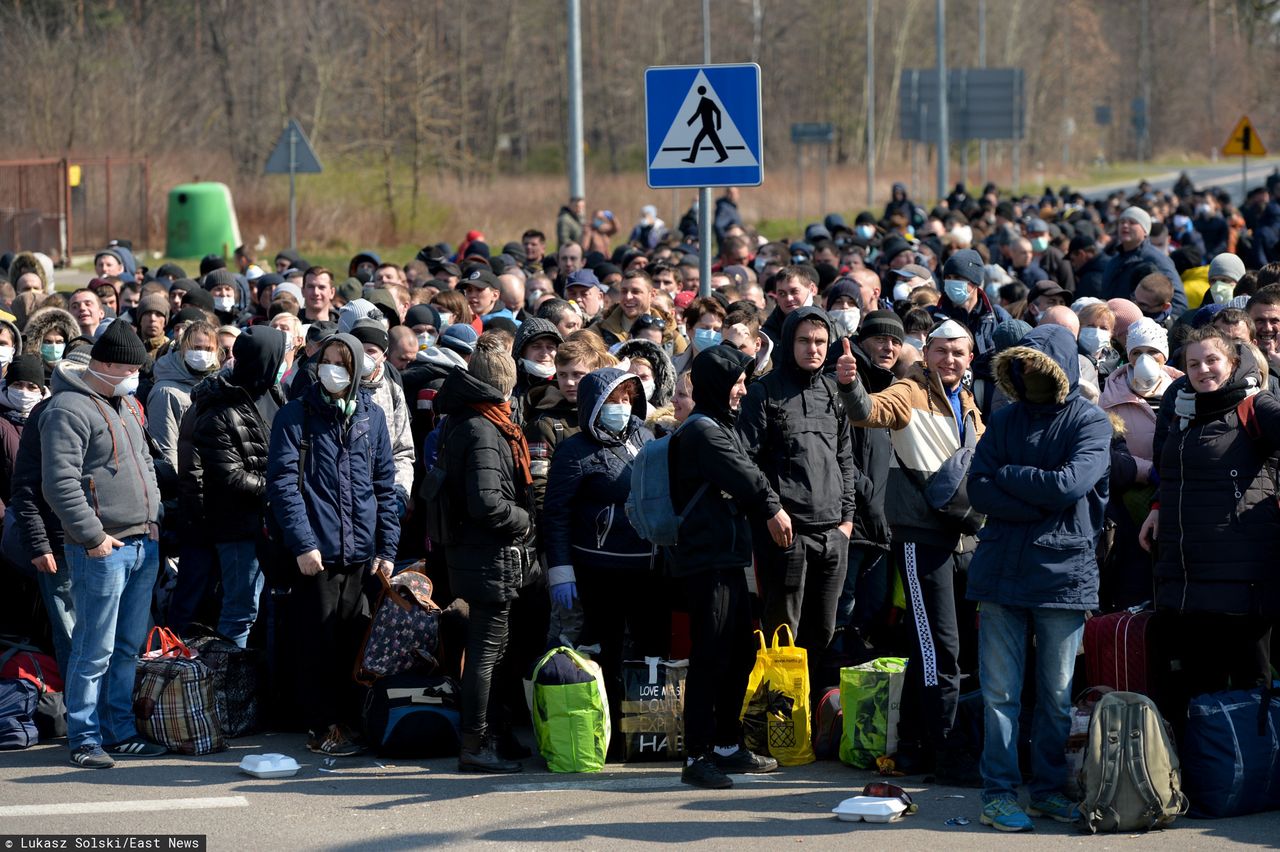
[133,655,226,755]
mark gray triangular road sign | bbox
[264,119,322,175]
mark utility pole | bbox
[935,0,948,202]
[978,0,987,186]
[567,0,585,202]
[866,0,875,207]
[699,0,713,298]
[1208,0,1218,161]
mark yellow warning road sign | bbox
[1222,115,1267,157]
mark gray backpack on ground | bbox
[1078,690,1188,833]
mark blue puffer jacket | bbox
[966,324,1112,610]
[543,367,655,586]
[267,334,400,566]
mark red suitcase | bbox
[1084,609,1153,694]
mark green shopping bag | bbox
[839,657,908,769]
[530,647,611,773]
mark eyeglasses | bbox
[633,314,666,332]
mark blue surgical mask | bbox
[1030,235,1049,253]
[693,328,722,350]
[1078,326,1110,355]
[40,343,65,363]
[597,402,630,434]
[856,224,876,240]
[943,279,971,305]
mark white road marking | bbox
[0,795,249,817]
[494,775,812,794]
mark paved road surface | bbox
[0,732,1275,849]
[1077,157,1280,201]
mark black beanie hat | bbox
[6,353,46,389]
[350,318,390,352]
[173,306,209,326]
[90,319,148,366]
[203,268,237,291]
[199,254,227,277]
[182,287,215,312]
[857,310,906,343]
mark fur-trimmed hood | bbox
[993,324,1078,408]
[7,252,54,295]
[615,337,676,407]
[22,307,79,358]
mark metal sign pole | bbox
[288,126,297,250]
[699,0,713,299]
[1242,153,1247,205]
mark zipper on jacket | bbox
[1177,429,1189,612]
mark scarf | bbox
[1173,345,1262,432]
[469,399,533,486]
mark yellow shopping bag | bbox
[740,625,814,765]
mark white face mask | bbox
[1130,353,1163,395]
[522,358,556,379]
[802,291,815,308]
[213,295,236,313]
[437,311,453,330]
[892,281,913,302]
[0,346,13,368]
[318,364,351,394]
[418,331,436,350]
[361,352,382,379]
[829,308,861,339]
[639,377,656,400]
[87,367,139,398]
[184,349,217,372]
[5,386,41,416]
[1078,326,1110,356]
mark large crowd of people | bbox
[4,170,1280,830]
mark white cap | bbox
[1125,317,1169,358]
[928,319,973,342]
[1070,296,1104,314]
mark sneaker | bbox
[711,747,778,774]
[1027,792,1080,823]
[69,745,115,769]
[307,725,364,757]
[681,756,733,789]
[980,796,1034,832]
[104,737,167,757]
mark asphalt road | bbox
[1077,157,1280,201]
[1,732,1277,850]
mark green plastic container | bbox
[165,182,242,260]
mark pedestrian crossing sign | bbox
[645,63,763,189]
[1222,115,1267,157]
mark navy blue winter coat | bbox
[267,334,400,566]
[543,368,655,585]
[967,325,1112,610]
[1100,239,1188,314]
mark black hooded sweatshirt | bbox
[738,306,858,531]
[177,326,287,542]
[670,344,781,577]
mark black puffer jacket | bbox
[1153,349,1280,616]
[178,326,286,542]
[671,345,782,577]
[738,306,857,531]
[437,368,533,604]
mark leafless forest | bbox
[2,0,1277,248]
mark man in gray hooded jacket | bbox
[40,320,163,768]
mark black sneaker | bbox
[681,756,733,789]
[70,745,115,769]
[307,725,363,757]
[104,737,167,757]
[711,747,778,774]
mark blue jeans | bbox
[64,536,158,749]
[978,602,1085,801]
[35,556,75,676]
[216,540,264,648]
[166,543,218,637]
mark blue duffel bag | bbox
[1182,687,1280,818]
[0,677,39,749]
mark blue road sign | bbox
[644,63,762,189]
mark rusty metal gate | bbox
[0,156,150,264]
